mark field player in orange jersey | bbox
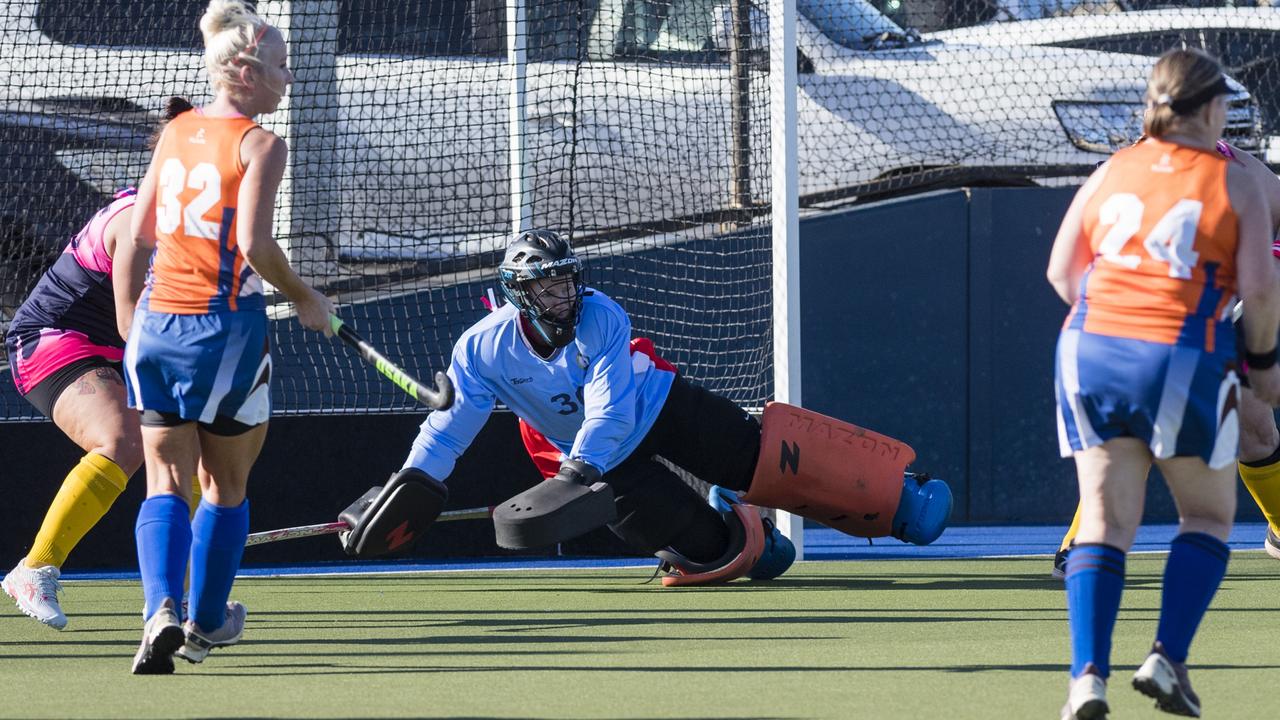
[1047,48,1280,719]
[1055,139,1280,575]
[116,0,334,674]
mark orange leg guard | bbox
[742,402,915,538]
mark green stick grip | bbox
[329,315,455,410]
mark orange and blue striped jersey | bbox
[143,110,264,314]
[1067,139,1239,351]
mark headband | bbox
[1154,76,1231,115]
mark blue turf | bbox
[62,522,1271,580]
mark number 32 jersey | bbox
[144,110,264,315]
[1069,138,1239,351]
[404,291,677,480]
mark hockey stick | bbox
[331,315,455,410]
[245,506,495,548]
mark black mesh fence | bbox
[1,0,1275,419]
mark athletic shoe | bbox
[1265,526,1280,561]
[1053,544,1072,581]
[176,600,246,664]
[1132,641,1201,717]
[2,562,67,630]
[750,517,797,580]
[1060,664,1109,720]
[131,599,185,675]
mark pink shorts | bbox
[7,328,124,395]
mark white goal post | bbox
[770,0,803,558]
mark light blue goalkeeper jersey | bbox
[403,289,676,480]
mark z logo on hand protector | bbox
[384,520,416,551]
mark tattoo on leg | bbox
[93,367,123,386]
[73,368,122,396]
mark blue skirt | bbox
[1055,328,1239,469]
[124,309,271,426]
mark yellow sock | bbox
[1240,457,1280,532]
[26,453,129,568]
[188,478,202,519]
[1059,502,1082,553]
[184,477,202,594]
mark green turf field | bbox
[2,554,1275,719]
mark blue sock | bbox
[1065,543,1126,678]
[1156,532,1230,663]
[135,494,192,621]
[189,498,249,632]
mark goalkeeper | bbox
[395,230,952,585]
[1054,138,1280,577]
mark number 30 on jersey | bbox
[1095,193,1203,279]
[157,159,224,240]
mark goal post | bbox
[769,0,803,558]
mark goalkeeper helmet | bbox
[498,229,585,349]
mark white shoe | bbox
[1265,526,1280,561]
[2,562,66,630]
[176,600,246,663]
[1132,642,1201,717]
[131,599,185,675]
[1061,665,1109,719]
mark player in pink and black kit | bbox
[1,100,201,631]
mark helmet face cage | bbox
[497,231,585,348]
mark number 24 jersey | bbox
[1069,138,1239,352]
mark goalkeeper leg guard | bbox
[743,403,952,542]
